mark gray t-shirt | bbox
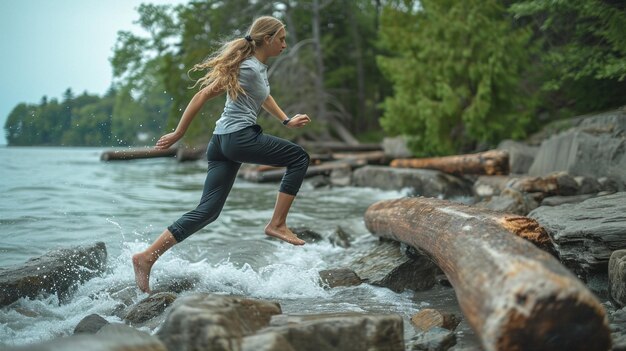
[213,56,270,134]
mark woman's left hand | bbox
[286,114,311,129]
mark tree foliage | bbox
[378,0,535,156]
[509,0,626,114]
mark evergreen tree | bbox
[377,0,535,156]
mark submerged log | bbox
[364,197,611,351]
[101,147,177,161]
[390,150,509,176]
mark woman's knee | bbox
[293,147,310,169]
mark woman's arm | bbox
[155,86,224,149]
[262,94,311,129]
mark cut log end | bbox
[496,295,611,351]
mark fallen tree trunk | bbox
[176,146,207,162]
[331,150,387,163]
[300,141,382,153]
[364,197,611,351]
[241,159,366,183]
[100,147,177,161]
[390,150,509,175]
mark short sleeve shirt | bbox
[213,56,270,134]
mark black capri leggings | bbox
[168,124,310,243]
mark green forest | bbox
[4,0,625,156]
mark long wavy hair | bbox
[190,16,285,100]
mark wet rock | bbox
[0,242,107,307]
[157,293,281,351]
[528,192,626,283]
[599,177,622,193]
[411,309,461,332]
[329,164,352,186]
[540,193,597,207]
[497,140,538,174]
[290,226,324,243]
[151,275,199,294]
[610,307,626,351]
[328,226,353,248]
[574,176,602,195]
[408,326,457,351]
[319,268,362,288]
[307,175,331,188]
[473,175,511,198]
[125,292,177,326]
[474,187,539,215]
[350,241,437,292]
[352,166,474,198]
[610,250,626,308]
[244,313,404,351]
[7,323,166,351]
[74,314,109,334]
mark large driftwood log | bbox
[390,150,509,175]
[100,147,177,161]
[364,197,611,351]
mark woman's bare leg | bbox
[264,192,305,245]
[132,229,178,293]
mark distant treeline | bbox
[4,0,625,154]
[4,87,169,147]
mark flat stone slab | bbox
[528,192,626,280]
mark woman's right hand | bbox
[155,131,182,149]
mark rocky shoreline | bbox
[3,109,626,350]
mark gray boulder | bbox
[352,166,473,199]
[243,313,404,351]
[318,268,362,288]
[350,241,437,292]
[73,314,109,334]
[474,187,539,215]
[528,192,626,282]
[124,292,177,327]
[528,109,626,185]
[0,242,107,307]
[497,140,538,174]
[157,293,282,351]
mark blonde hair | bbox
[190,16,285,100]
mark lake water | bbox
[0,147,468,347]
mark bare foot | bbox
[132,253,153,293]
[264,224,305,246]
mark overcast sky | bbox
[0,0,188,145]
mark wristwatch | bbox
[282,117,291,126]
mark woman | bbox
[132,16,311,293]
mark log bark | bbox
[390,150,509,176]
[364,197,611,351]
[100,147,177,161]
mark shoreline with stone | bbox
[3,108,626,350]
